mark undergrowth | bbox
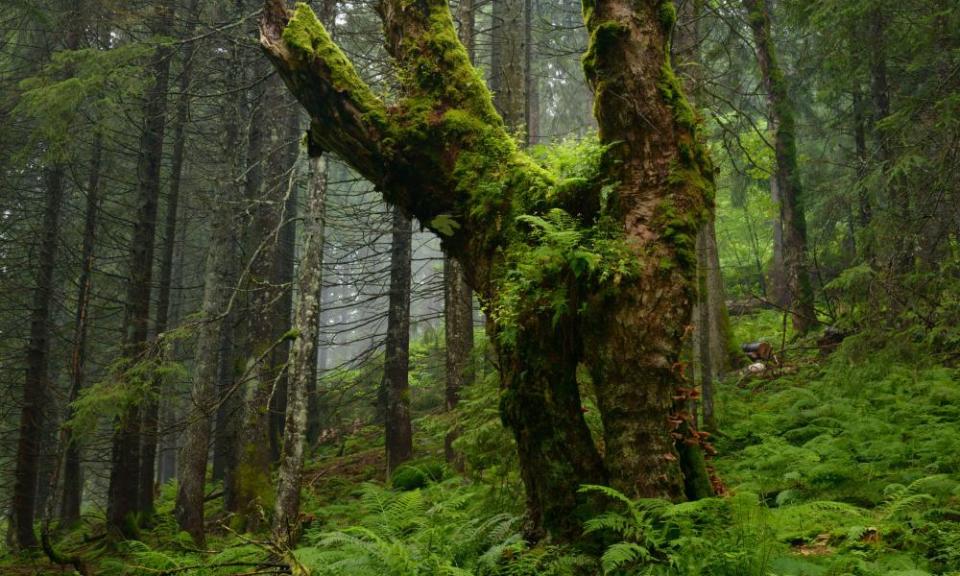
[4,313,960,575]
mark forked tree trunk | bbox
[107,0,175,536]
[742,0,817,334]
[383,206,413,475]
[274,152,327,544]
[261,0,713,540]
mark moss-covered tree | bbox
[260,0,713,540]
[741,0,817,334]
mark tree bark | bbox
[232,79,299,531]
[10,167,65,550]
[674,0,737,415]
[140,0,200,517]
[492,0,526,131]
[260,0,713,539]
[60,136,102,528]
[741,0,817,334]
[274,151,327,545]
[107,0,175,537]
[524,0,539,145]
[383,205,413,475]
[444,0,477,469]
[174,190,235,546]
[269,110,301,463]
[443,257,473,466]
[867,6,910,271]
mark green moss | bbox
[659,0,678,32]
[581,0,597,26]
[282,3,385,123]
[582,21,629,80]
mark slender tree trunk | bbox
[305,162,328,447]
[742,0,817,333]
[140,0,200,517]
[60,137,102,528]
[232,84,299,531]
[10,167,65,550]
[384,206,413,475]
[674,0,737,401]
[524,0,539,145]
[213,313,240,483]
[225,51,268,518]
[867,7,910,270]
[444,0,476,468]
[274,152,327,545]
[269,111,301,463]
[852,88,871,229]
[704,218,738,372]
[107,0,176,536]
[492,0,526,131]
[174,190,235,546]
[443,257,473,466]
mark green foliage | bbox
[391,459,448,491]
[293,481,577,576]
[493,207,636,349]
[68,345,187,439]
[15,43,153,159]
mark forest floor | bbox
[3,311,960,575]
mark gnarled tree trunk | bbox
[260,0,712,540]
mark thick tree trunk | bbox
[107,0,175,537]
[10,167,65,550]
[383,205,413,475]
[742,0,817,334]
[261,0,713,539]
[60,137,102,528]
[140,0,199,516]
[274,152,327,545]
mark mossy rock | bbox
[390,459,447,491]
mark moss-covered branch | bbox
[260,3,389,184]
